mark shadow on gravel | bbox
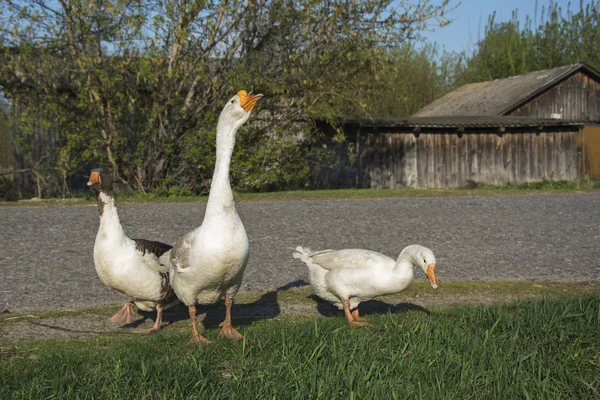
[128,279,311,330]
[311,295,430,318]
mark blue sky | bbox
[422,0,592,54]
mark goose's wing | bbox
[310,249,391,271]
[169,230,195,271]
[133,238,173,274]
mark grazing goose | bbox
[293,245,438,326]
[169,90,262,344]
[88,169,177,333]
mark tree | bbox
[341,44,460,118]
[455,0,600,86]
[0,0,454,196]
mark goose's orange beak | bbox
[87,171,100,186]
[237,90,263,112]
[426,264,438,289]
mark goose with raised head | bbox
[293,245,438,326]
[169,90,262,344]
[88,169,178,333]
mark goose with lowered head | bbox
[169,90,262,344]
[293,245,438,326]
[88,169,178,333]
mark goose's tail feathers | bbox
[292,246,312,264]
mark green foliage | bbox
[455,0,600,85]
[0,0,454,196]
[5,0,599,198]
[1,295,599,398]
[343,44,461,118]
[0,103,11,170]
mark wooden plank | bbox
[490,134,499,184]
[568,131,576,180]
[495,133,505,185]
[555,133,568,181]
[427,134,435,188]
[358,134,367,187]
[396,134,402,188]
[441,133,449,188]
[540,133,547,181]
[458,134,467,186]
[393,134,399,188]
[394,133,401,188]
[472,134,481,183]
[528,133,534,182]
[436,134,444,189]
[355,129,361,188]
[483,134,494,184]
[521,133,529,183]
[548,133,556,180]
[387,134,394,188]
[375,134,383,189]
[505,134,512,185]
[416,134,424,188]
[531,133,540,181]
[405,134,417,188]
[377,134,385,188]
[577,128,584,176]
[450,134,458,187]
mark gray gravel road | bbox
[1,193,599,312]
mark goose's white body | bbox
[293,245,437,311]
[169,92,260,342]
[93,192,174,311]
[169,202,249,306]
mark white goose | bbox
[293,245,438,326]
[169,90,262,344]
[88,169,178,333]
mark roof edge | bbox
[318,116,594,129]
[500,62,600,115]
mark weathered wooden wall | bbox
[509,72,600,120]
[314,128,581,189]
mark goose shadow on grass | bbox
[130,280,430,330]
[24,280,309,335]
[311,295,430,319]
[24,282,428,336]
[129,279,311,331]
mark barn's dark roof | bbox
[330,116,590,129]
[412,63,600,117]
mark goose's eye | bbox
[230,100,235,104]
[423,259,426,263]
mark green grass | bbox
[2,294,599,399]
[3,178,600,207]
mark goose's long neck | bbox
[205,118,238,217]
[395,249,416,273]
[96,190,124,235]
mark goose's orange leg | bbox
[133,304,164,334]
[343,299,368,327]
[351,308,369,322]
[188,305,211,344]
[219,297,243,341]
[109,302,134,324]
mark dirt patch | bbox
[3,282,596,343]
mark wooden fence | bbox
[314,127,581,189]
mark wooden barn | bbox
[314,63,600,189]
